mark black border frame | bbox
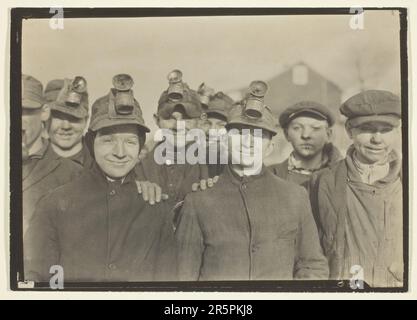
[9,7,409,293]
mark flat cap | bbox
[22,74,44,109]
[340,90,401,127]
[279,101,335,128]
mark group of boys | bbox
[21,70,403,287]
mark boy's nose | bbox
[112,141,125,158]
[61,120,71,129]
[301,128,312,139]
[371,132,383,144]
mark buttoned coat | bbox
[175,165,329,281]
[24,164,176,282]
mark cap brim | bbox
[51,103,88,119]
[89,118,150,133]
[288,109,329,122]
[207,109,228,119]
[226,120,277,136]
[158,102,202,119]
[44,92,59,104]
[22,98,43,109]
[348,114,401,127]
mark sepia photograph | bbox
[9,6,408,293]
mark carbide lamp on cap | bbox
[167,70,184,102]
[112,74,135,115]
[66,76,87,107]
[197,83,215,108]
[244,80,268,119]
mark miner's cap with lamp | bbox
[226,80,278,136]
[112,73,136,115]
[197,83,215,110]
[167,69,185,102]
[89,74,150,133]
[157,69,204,119]
[244,80,268,119]
[50,76,89,119]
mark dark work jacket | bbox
[175,165,329,281]
[207,163,226,178]
[24,164,176,282]
[22,140,83,235]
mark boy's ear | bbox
[40,104,51,122]
[326,127,333,141]
[265,139,275,158]
[283,127,290,141]
[345,121,353,139]
[153,114,160,126]
[84,130,96,159]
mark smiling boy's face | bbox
[285,116,331,160]
[49,110,87,151]
[348,121,399,164]
[94,124,141,179]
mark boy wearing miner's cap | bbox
[21,75,81,235]
[175,81,328,281]
[25,74,175,282]
[270,101,342,187]
[135,70,208,208]
[197,83,234,177]
[311,90,403,287]
[44,77,94,168]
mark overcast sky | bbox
[22,10,402,134]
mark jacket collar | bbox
[287,143,342,174]
[325,143,343,166]
[68,142,93,167]
[287,152,329,174]
[90,160,136,187]
[226,163,267,186]
[345,145,402,186]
